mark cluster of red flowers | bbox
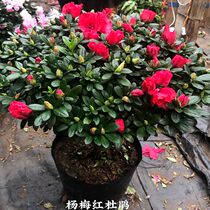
[131,70,189,110]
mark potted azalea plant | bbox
[0,1,210,203]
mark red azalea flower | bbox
[149,57,159,68]
[152,70,173,87]
[102,8,113,17]
[146,44,160,58]
[115,119,125,133]
[140,9,156,23]
[129,17,137,25]
[122,23,133,33]
[35,57,42,64]
[151,87,176,110]
[88,41,110,60]
[142,76,157,95]
[131,89,144,97]
[177,94,189,107]
[8,101,32,120]
[26,75,34,81]
[172,54,191,68]
[79,12,112,40]
[62,2,83,18]
[161,25,176,46]
[106,30,124,45]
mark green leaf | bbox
[94,136,102,146]
[183,108,202,118]
[101,136,110,148]
[137,127,145,140]
[68,85,82,97]
[124,134,134,143]
[108,109,117,118]
[114,86,123,97]
[51,80,60,87]
[105,122,119,132]
[53,107,69,118]
[191,82,204,90]
[6,73,20,81]
[85,135,93,144]
[196,74,210,82]
[171,112,180,123]
[102,73,112,80]
[202,96,210,104]
[146,126,156,135]
[56,124,68,132]
[34,115,43,127]
[117,77,131,87]
[64,102,72,112]
[188,96,200,105]
[41,111,51,121]
[29,104,45,111]
[83,117,92,124]
[68,124,77,138]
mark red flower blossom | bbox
[59,16,67,25]
[26,75,34,81]
[161,25,176,46]
[131,89,144,97]
[151,87,176,110]
[152,70,173,87]
[149,57,159,68]
[88,41,110,60]
[115,119,125,133]
[177,94,189,107]
[62,2,83,18]
[106,30,124,45]
[146,44,160,58]
[8,101,32,120]
[142,77,157,95]
[129,17,137,25]
[56,89,65,99]
[102,8,113,17]
[171,54,191,68]
[140,9,156,23]
[35,57,42,64]
[79,12,112,40]
[122,23,133,33]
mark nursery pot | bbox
[51,135,142,203]
[58,0,124,11]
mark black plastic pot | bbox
[58,0,124,11]
[51,135,142,202]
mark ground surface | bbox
[0,114,210,210]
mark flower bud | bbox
[70,32,76,38]
[90,105,95,112]
[56,89,65,99]
[132,57,140,64]
[190,73,197,80]
[115,61,125,73]
[20,67,27,73]
[56,69,63,78]
[29,39,34,45]
[31,29,36,36]
[116,20,122,27]
[68,64,73,71]
[122,96,130,103]
[26,75,36,85]
[53,46,59,54]
[144,120,149,126]
[12,38,19,44]
[101,128,106,135]
[50,19,56,25]
[124,45,130,53]
[15,93,20,99]
[105,100,111,106]
[108,96,114,102]
[49,37,55,45]
[79,55,85,63]
[35,57,42,64]
[44,101,54,110]
[125,55,131,64]
[52,32,57,37]
[129,35,136,42]
[74,117,80,122]
[24,51,28,56]
[8,50,13,55]
[177,94,189,108]
[90,127,97,134]
[7,61,13,66]
[183,83,189,89]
